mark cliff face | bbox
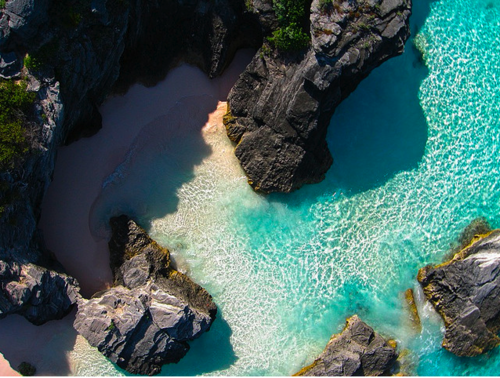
[0,0,258,323]
[225,0,412,193]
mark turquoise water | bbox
[78,0,500,375]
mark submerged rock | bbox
[403,288,421,333]
[225,0,412,193]
[294,315,398,376]
[17,361,36,376]
[418,229,500,356]
[74,215,217,375]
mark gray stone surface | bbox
[0,51,20,78]
[74,215,217,375]
[418,229,500,356]
[295,315,398,376]
[0,260,79,325]
[225,0,412,193]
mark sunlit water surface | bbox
[21,0,500,375]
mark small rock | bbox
[0,51,21,78]
[404,288,421,333]
[17,362,36,376]
[294,315,398,376]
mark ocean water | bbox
[15,0,500,375]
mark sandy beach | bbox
[0,49,254,375]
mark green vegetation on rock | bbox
[268,0,310,52]
[24,39,60,72]
[0,0,6,9]
[0,79,36,169]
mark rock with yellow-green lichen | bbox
[74,215,217,376]
[294,315,398,376]
[403,288,421,333]
[418,228,500,357]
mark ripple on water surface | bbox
[150,0,500,375]
[33,0,500,374]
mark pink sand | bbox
[0,353,19,376]
[39,49,254,297]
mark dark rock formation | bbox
[0,0,413,326]
[74,215,217,375]
[418,229,500,356]
[225,0,412,193]
[17,361,36,376]
[0,260,78,324]
[294,315,398,376]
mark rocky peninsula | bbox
[294,315,398,376]
[225,0,412,193]
[74,215,216,375]
[418,225,500,357]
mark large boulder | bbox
[418,228,500,356]
[225,0,412,193]
[0,260,78,324]
[74,215,217,375]
[294,315,398,376]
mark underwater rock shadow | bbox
[89,95,218,239]
[160,308,237,376]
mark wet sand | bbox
[0,353,19,376]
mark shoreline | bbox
[0,50,254,375]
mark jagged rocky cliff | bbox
[225,0,412,193]
[0,0,411,325]
[74,216,216,375]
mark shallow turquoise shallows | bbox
[84,0,500,375]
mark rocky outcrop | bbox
[0,0,258,325]
[225,0,412,193]
[74,215,217,375]
[418,229,500,356]
[294,315,398,376]
[0,260,78,324]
